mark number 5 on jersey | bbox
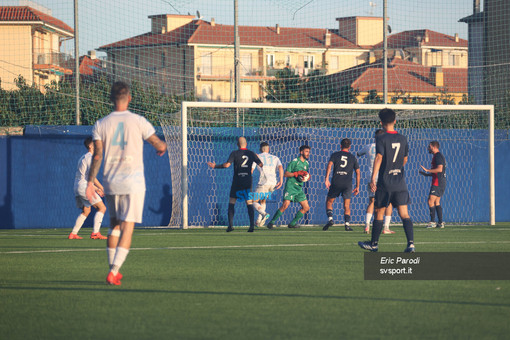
[112,122,127,150]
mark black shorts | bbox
[327,184,352,200]
[230,181,252,199]
[429,185,445,197]
[374,189,410,208]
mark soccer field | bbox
[1,224,510,339]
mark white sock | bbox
[93,212,104,233]
[384,215,392,229]
[365,213,373,227]
[253,202,266,215]
[261,202,267,214]
[107,247,116,266]
[71,214,87,235]
[111,247,129,274]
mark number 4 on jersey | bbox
[112,122,127,150]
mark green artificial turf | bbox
[1,224,510,339]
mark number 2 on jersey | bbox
[112,122,127,150]
[241,155,249,167]
[391,143,400,162]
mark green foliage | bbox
[0,75,192,127]
[363,89,384,104]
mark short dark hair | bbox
[110,81,130,103]
[430,141,440,149]
[299,145,310,152]
[341,138,351,149]
[260,142,269,151]
[378,108,396,124]
[375,129,385,137]
[84,136,93,149]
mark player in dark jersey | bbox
[207,137,262,232]
[420,141,446,229]
[323,138,360,231]
[358,109,415,253]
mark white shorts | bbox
[75,193,102,209]
[254,184,275,194]
[105,192,145,224]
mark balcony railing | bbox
[33,51,73,75]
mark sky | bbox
[3,0,476,57]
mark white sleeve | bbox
[91,120,101,141]
[275,156,282,167]
[140,115,156,140]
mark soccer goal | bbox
[160,102,495,229]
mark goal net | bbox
[160,102,495,229]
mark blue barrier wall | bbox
[0,126,509,229]
[0,126,171,229]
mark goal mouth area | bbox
[160,102,495,229]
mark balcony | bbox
[33,52,73,76]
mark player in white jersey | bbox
[69,136,107,240]
[86,81,167,286]
[251,142,284,227]
[357,129,394,234]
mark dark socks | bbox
[371,220,383,246]
[403,218,414,245]
[435,205,443,224]
[326,209,333,221]
[247,204,255,228]
[429,206,436,222]
[228,203,235,228]
[344,214,351,224]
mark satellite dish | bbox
[196,10,203,19]
[387,25,392,34]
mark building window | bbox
[161,53,166,68]
[201,54,212,75]
[134,55,139,68]
[286,55,291,67]
[330,56,339,70]
[201,84,212,101]
[267,54,275,67]
[449,53,460,66]
[304,55,314,69]
[241,54,252,76]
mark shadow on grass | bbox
[1,283,508,308]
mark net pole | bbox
[383,0,388,104]
[234,0,240,126]
[74,0,80,125]
[490,106,495,225]
[181,102,189,229]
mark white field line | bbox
[2,240,510,254]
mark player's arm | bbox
[86,140,103,202]
[370,153,383,193]
[207,161,231,169]
[324,161,333,189]
[146,134,167,156]
[275,164,284,189]
[420,164,443,173]
[353,168,360,195]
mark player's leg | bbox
[323,197,335,230]
[289,198,309,228]
[396,204,415,252]
[426,187,437,228]
[245,199,256,232]
[382,203,395,234]
[359,189,388,252]
[434,188,444,228]
[91,200,107,239]
[267,199,290,229]
[227,197,237,232]
[343,198,353,231]
[69,198,90,239]
[364,196,375,233]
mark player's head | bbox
[341,138,351,150]
[237,137,247,148]
[428,141,440,154]
[375,129,385,137]
[84,136,93,152]
[260,142,269,152]
[378,108,396,126]
[299,145,310,160]
[110,81,131,105]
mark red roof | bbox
[326,57,467,93]
[79,55,103,75]
[100,20,361,50]
[374,29,467,49]
[0,6,73,34]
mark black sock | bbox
[326,209,333,220]
[247,204,255,228]
[436,205,443,224]
[429,206,435,222]
[228,203,235,228]
[371,220,383,246]
[403,218,414,245]
[344,215,351,223]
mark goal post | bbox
[160,102,495,229]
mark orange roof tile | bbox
[0,6,73,34]
[374,29,467,49]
